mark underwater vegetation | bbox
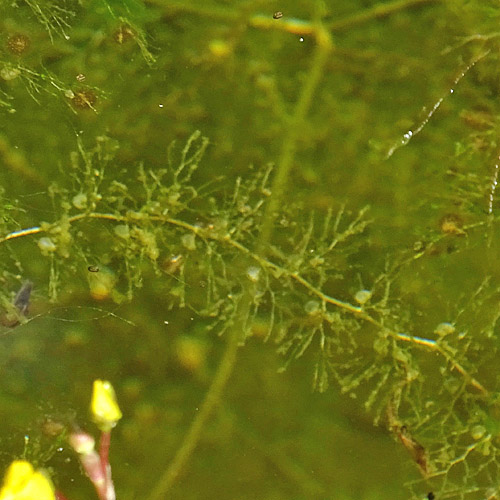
[3,0,500,499]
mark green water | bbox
[1,1,500,499]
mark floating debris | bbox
[13,280,33,315]
[6,33,30,56]
[113,24,135,44]
[87,265,100,273]
[163,254,183,274]
[2,280,33,327]
[71,89,97,110]
[439,213,465,236]
[273,11,283,19]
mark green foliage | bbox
[0,128,495,498]
[23,0,77,41]
[4,1,500,499]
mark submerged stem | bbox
[150,13,333,493]
[148,291,247,500]
[259,21,333,246]
[1,210,489,397]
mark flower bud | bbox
[91,380,122,431]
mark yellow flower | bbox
[0,460,54,500]
[91,379,122,431]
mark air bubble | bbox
[72,193,87,209]
[401,131,413,144]
[38,237,57,254]
[246,266,260,282]
[114,224,130,239]
[434,322,455,337]
[471,425,486,440]
[0,67,20,81]
[305,300,320,314]
[181,233,196,250]
[354,289,372,305]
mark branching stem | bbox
[259,22,333,245]
[1,210,489,397]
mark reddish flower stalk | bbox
[99,431,111,473]
[69,429,116,500]
[99,430,115,500]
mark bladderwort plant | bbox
[5,1,500,499]
[0,128,375,497]
[0,126,497,500]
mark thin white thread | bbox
[488,158,499,215]
[386,50,490,159]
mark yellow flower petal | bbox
[0,460,54,500]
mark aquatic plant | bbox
[2,1,500,499]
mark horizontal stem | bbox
[1,210,489,396]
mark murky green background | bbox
[1,1,500,499]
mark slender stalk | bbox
[148,10,334,498]
[101,431,116,500]
[99,430,111,479]
[259,22,333,246]
[328,0,440,32]
[151,0,440,35]
[148,291,246,500]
